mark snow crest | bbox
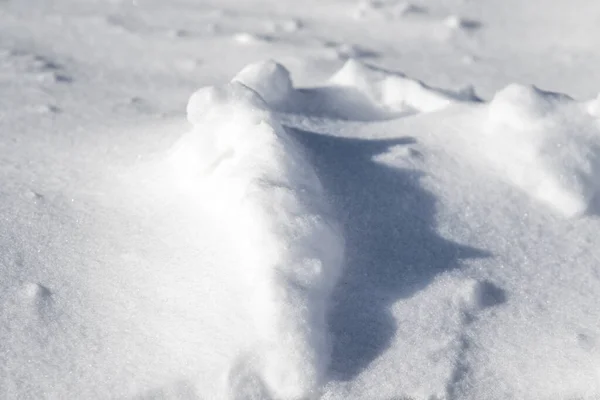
[231,60,294,110]
[170,81,344,399]
[483,84,600,217]
[329,59,479,114]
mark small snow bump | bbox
[353,0,424,20]
[444,15,481,30]
[374,144,424,167]
[457,84,479,101]
[37,71,73,84]
[32,55,61,71]
[489,84,572,128]
[26,190,45,203]
[405,147,424,159]
[577,333,597,352]
[444,15,462,29]
[334,43,377,60]
[38,104,61,114]
[21,282,52,300]
[473,280,507,309]
[456,279,506,314]
[232,60,294,108]
[282,18,303,32]
[389,2,426,18]
[233,32,269,45]
[186,83,267,125]
[586,93,600,118]
[271,18,303,33]
[390,145,422,159]
[167,29,189,38]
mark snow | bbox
[2,0,600,399]
[483,84,600,217]
[329,59,480,114]
[231,61,294,109]
[175,81,344,398]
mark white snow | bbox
[231,61,294,109]
[329,59,479,114]
[2,0,600,399]
[482,84,600,217]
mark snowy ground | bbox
[2,0,600,399]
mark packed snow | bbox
[2,0,600,399]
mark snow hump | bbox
[329,59,479,113]
[172,81,345,399]
[483,83,600,217]
[231,60,294,109]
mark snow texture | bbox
[3,0,600,399]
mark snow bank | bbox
[329,59,479,114]
[170,82,344,399]
[482,84,600,217]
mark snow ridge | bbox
[483,84,600,217]
[329,59,480,114]
[170,82,344,399]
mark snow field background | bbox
[2,0,600,399]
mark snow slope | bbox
[1,0,600,399]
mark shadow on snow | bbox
[290,128,490,381]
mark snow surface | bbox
[2,0,600,399]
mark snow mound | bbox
[172,82,344,399]
[225,60,479,122]
[227,60,386,121]
[329,59,479,114]
[185,82,267,126]
[481,83,600,217]
[232,60,294,109]
[488,83,573,129]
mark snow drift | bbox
[3,4,600,395]
[481,83,600,217]
[328,59,480,114]
[170,81,344,399]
